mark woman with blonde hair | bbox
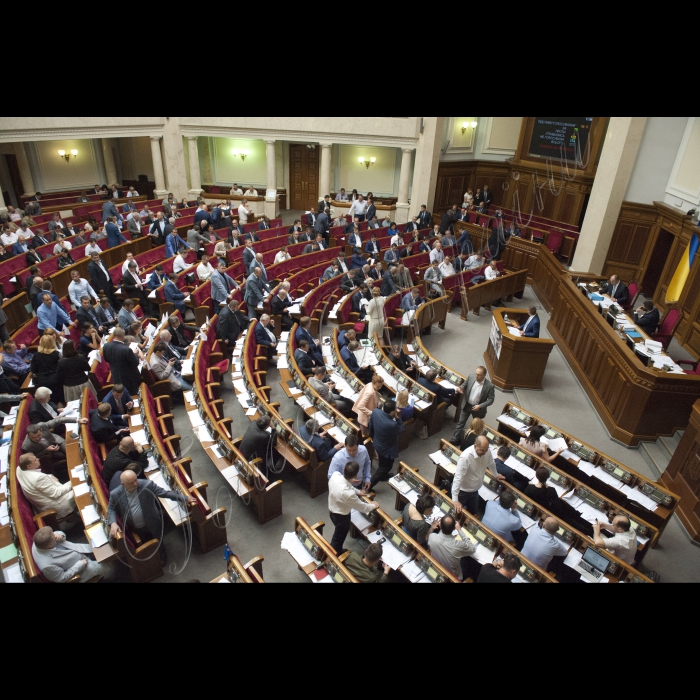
[43,327,64,355]
[365,287,385,340]
[396,390,415,422]
[353,374,384,437]
[30,335,64,405]
[463,189,474,209]
[458,417,485,451]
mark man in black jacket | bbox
[104,329,140,395]
[340,270,359,294]
[168,316,199,352]
[634,301,660,334]
[76,297,104,336]
[418,205,432,230]
[217,300,250,361]
[270,289,294,331]
[88,253,117,306]
[101,436,150,488]
[29,388,66,438]
[240,415,277,467]
[294,339,318,376]
[89,404,129,444]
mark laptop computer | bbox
[574,547,609,583]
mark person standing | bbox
[353,375,384,437]
[365,287,385,340]
[368,400,405,491]
[328,462,379,555]
[451,437,497,516]
[451,367,495,445]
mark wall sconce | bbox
[358,157,376,169]
[58,149,78,162]
[461,121,478,135]
[232,150,248,162]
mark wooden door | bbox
[290,144,319,211]
[4,154,24,207]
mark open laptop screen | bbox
[582,548,609,573]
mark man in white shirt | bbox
[17,453,77,520]
[197,254,216,283]
[173,252,192,274]
[439,256,456,278]
[452,437,497,516]
[1,227,19,247]
[274,247,291,265]
[521,518,570,570]
[85,240,102,257]
[485,260,500,281]
[390,232,404,247]
[429,242,445,265]
[348,195,368,222]
[466,254,484,270]
[230,184,243,196]
[238,199,252,224]
[328,461,379,554]
[244,186,259,197]
[337,188,349,201]
[593,515,637,566]
[121,253,141,276]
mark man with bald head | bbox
[452,436,498,516]
[108,469,196,566]
[521,517,571,571]
[601,274,629,306]
[101,436,149,489]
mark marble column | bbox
[102,138,118,186]
[264,139,278,218]
[409,117,445,218]
[187,136,203,199]
[395,148,414,224]
[572,117,648,273]
[320,143,332,203]
[161,119,188,200]
[150,136,168,198]
[14,142,35,197]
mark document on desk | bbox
[0,474,6,496]
[289,387,302,396]
[472,545,496,566]
[506,457,536,481]
[221,467,248,497]
[314,414,332,428]
[497,414,529,433]
[232,379,247,393]
[562,491,583,509]
[389,477,412,495]
[183,391,195,405]
[0,501,8,526]
[508,327,522,337]
[561,449,580,463]
[620,485,658,512]
[519,511,538,531]
[188,411,205,428]
[281,532,321,568]
[86,524,108,549]
[245,408,257,417]
[326,426,346,444]
[438,379,458,391]
[350,509,373,534]
[429,451,453,469]
[479,486,498,503]
[129,429,148,445]
[130,414,143,427]
[280,332,290,342]
[296,396,313,410]
[380,542,412,571]
[544,437,568,453]
[81,505,100,526]
[3,562,23,584]
[196,425,215,444]
[277,357,289,370]
[400,560,427,584]
[73,483,90,498]
[146,457,159,474]
[0,444,9,470]
[594,470,627,491]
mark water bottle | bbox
[504,314,509,324]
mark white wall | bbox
[33,139,101,191]
[624,117,688,205]
[334,145,400,197]
[664,117,700,212]
[441,117,522,162]
[118,136,155,181]
[210,138,268,188]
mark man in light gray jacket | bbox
[32,527,110,583]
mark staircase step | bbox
[658,435,680,460]
[640,441,670,478]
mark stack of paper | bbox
[81,505,100,526]
[508,327,522,337]
[0,501,9,526]
[429,451,454,469]
[497,414,529,432]
[129,429,148,445]
[577,461,597,477]
[543,437,568,452]
[620,485,659,512]
[281,532,320,568]
[400,560,427,584]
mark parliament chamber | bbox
[0,116,699,584]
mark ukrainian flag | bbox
[666,232,699,304]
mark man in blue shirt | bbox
[37,294,73,332]
[166,230,190,258]
[164,274,187,314]
[337,329,356,349]
[105,216,127,247]
[328,435,372,492]
[299,419,343,464]
[401,288,424,313]
[481,492,522,544]
[521,518,570,570]
[1,340,33,379]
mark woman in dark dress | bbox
[30,335,64,405]
[57,340,96,402]
[458,418,485,452]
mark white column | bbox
[395,148,414,223]
[572,117,648,273]
[264,139,278,218]
[14,143,35,197]
[409,117,445,219]
[320,143,332,203]
[102,138,118,186]
[150,136,168,198]
[0,184,6,214]
[187,136,203,198]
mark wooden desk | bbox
[533,247,700,445]
[484,309,555,391]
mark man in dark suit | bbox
[505,222,521,239]
[341,341,373,384]
[294,339,319,376]
[405,217,421,234]
[365,235,381,257]
[242,241,256,272]
[105,216,128,247]
[366,199,377,223]
[418,369,457,407]
[352,283,372,319]
[240,415,277,467]
[299,419,342,463]
[217,300,250,360]
[451,366,495,445]
[109,469,194,566]
[345,216,360,235]
[102,437,149,488]
[168,316,199,352]
[29,389,66,438]
[96,298,118,328]
[296,318,324,366]
[493,445,531,493]
[315,208,330,240]
[103,385,134,430]
[104,329,140,395]
[340,270,359,294]
[76,298,104,335]
[440,206,459,233]
[369,400,405,490]
[245,231,261,243]
[634,301,661,335]
[89,404,129,444]
[601,275,630,306]
[270,289,294,331]
[482,185,493,211]
[255,316,278,354]
[88,253,117,306]
[229,219,246,242]
[148,266,167,291]
[149,213,168,247]
[418,205,432,230]
[518,307,541,338]
[102,199,120,225]
[318,196,332,214]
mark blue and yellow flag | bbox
[666,232,699,304]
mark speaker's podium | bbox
[484,309,555,391]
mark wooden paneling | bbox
[660,401,700,544]
[433,161,510,213]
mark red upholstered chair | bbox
[209,186,221,194]
[547,230,564,256]
[653,308,682,350]
[674,359,700,375]
[622,281,639,312]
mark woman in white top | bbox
[365,287,386,339]
[463,189,474,209]
[238,199,251,223]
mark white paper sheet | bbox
[129,429,148,445]
[3,562,23,583]
[281,532,320,568]
[73,483,90,498]
[81,505,100,526]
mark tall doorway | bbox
[289,144,319,212]
[642,228,675,299]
